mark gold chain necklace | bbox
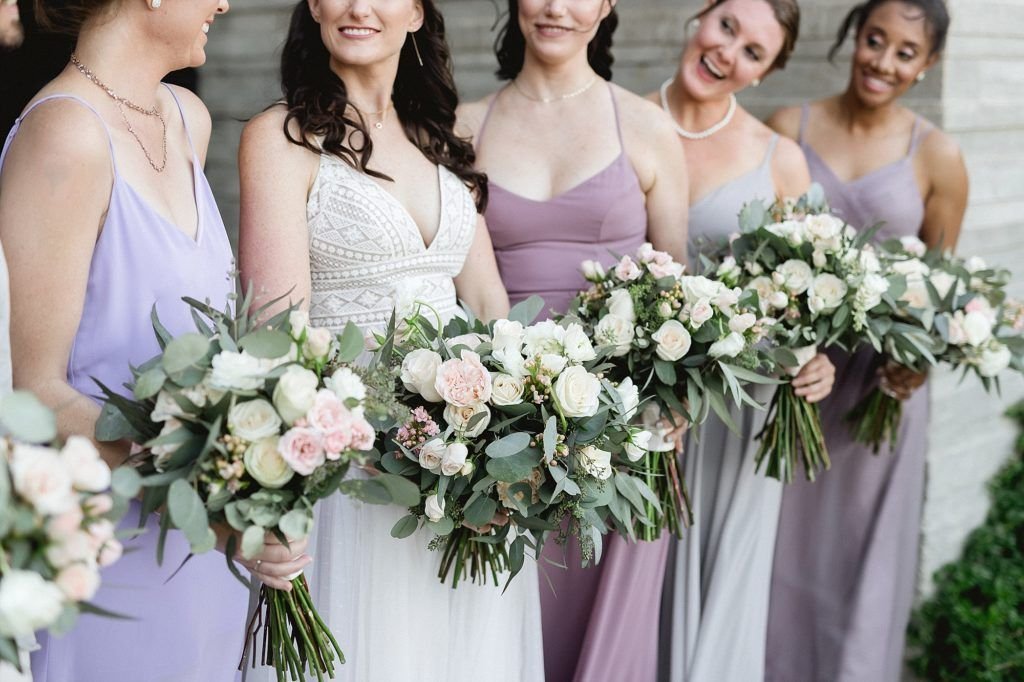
[351,100,392,130]
[70,53,168,172]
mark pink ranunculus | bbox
[307,389,346,432]
[56,563,101,602]
[277,427,326,476]
[348,417,375,451]
[434,350,492,408]
[615,256,642,282]
[636,243,657,263]
[322,427,353,460]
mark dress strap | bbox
[906,116,932,158]
[0,94,118,176]
[761,133,780,168]
[161,84,198,161]
[608,81,625,151]
[474,89,505,156]
[797,103,810,144]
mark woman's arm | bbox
[0,101,124,466]
[454,215,510,322]
[237,107,320,315]
[918,129,968,251]
[770,135,812,200]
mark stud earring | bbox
[150,0,160,8]
[751,78,761,87]
[915,72,926,82]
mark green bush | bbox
[907,401,1024,681]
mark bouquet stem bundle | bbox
[845,388,903,454]
[755,383,829,483]
[637,449,691,541]
[438,526,512,588]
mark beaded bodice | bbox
[306,154,477,332]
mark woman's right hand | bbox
[221,529,312,591]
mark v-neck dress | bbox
[766,103,932,682]
[0,90,246,681]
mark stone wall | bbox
[201,0,1024,606]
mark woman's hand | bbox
[224,529,312,591]
[791,353,836,403]
[662,408,689,454]
[878,361,927,401]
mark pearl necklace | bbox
[659,78,737,140]
[511,75,598,104]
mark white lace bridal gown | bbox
[244,154,544,682]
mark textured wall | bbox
[200,0,1024,606]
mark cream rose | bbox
[326,367,367,406]
[807,273,849,314]
[976,342,1011,377]
[444,402,491,438]
[680,275,724,302]
[776,260,813,295]
[613,377,640,421]
[688,299,714,328]
[552,366,602,418]
[152,418,186,471]
[209,350,268,391]
[491,373,525,406]
[303,327,335,361]
[963,310,994,347]
[577,445,612,480]
[595,314,634,357]
[728,312,757,334]
[273,366,319,425]
[418,439,446,471]
[424,493,446,522]
[60,436,111,492]
[606,288,637,323]
[440,442,469,476]
[401,349,444,402]
[0,571,65,637]
[228,398,283,441]
[244,437,294,488]
[899,235,927,257]
[652,320,692,361]
[151,390,185,422]
[562,323,597,363]
[581,259,606,281]
[623,428,652,462]
[708,331,746,358]
[10,445,74,516]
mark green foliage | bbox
[907,400,1024,680]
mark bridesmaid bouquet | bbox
[565,243,776,538]
[715,188,903,482]
[372,296,654,586]
[846,236,1024,451]
[0,392,125,672]
[96,293,411,682]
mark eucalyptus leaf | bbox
[237,329,292,360]
[241,525,266,560]
[463,495,498,527]
[0,391,57,443]
[508,295,545,326]
[426,516,455,536]
[336,321,365,363]
[111,467,142,499]
[167,479,210,550]
[161,334,210,375]
[485,432,531,459]
[339,478,393,505]
[390,514,419,539]
[485,449,540,483]
[376,473,422,507]
[278,509,313,539]
[133,368,167,400]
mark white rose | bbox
[857,273,890,310]
[273,366,319,425]
[401,349,444,402]
[713,288,741,313]
[424,493,446,522]
[976,342,1011,377]
[443,402,491,438]
[595,314,635,356]
[606,289,637,323]
[325,367,367,406]
[899,235,927,257]
[10,445,75,516]
[963,311,993,347]
[581,260,606,281]
[929,270,958,300]
[60,436,111,492]
[288,310,309,337]
[151,390,186,422]
[0,571,65,637]
[688,299,714,328]
[303,327,335,361]
[728,313,757,334]
[418,439,446,471]
[562,323,597,363]
[808,273,849,314]
[209,350,268,391]
[491,319,525,354]
[393,276,431,321]
[804,213,844,251]
[228,399,283,441]
[651,320,692,362]
[679,275,724,302]
[491,373,525,406]
[244,437,294,488]
[708,331,746,358]
[623,428,652,462]
[55,563,101,602]
[449,333,489,351]
[900,280,931,309]
[947,312,968,345]
[523,320,565,357]
[539,353,569,375]
[777,260,813,295]
[552,366,602,418]
[859,248,882,273]
[577,445,612,480]
[613,377,640,421]
[891,257,931,281]
[717,256,741,283]
[965,256,987,273]
[766,220,806,246]
[440,442,469,477]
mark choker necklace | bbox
[659,77,736,140]
[352,100,392,130]
[511,75,598,104]
[70,53,167,172]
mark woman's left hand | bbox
[878,360,928,401]
[791,353,836,403]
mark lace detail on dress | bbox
[306,154,477,331]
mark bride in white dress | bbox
[236,1,544,680]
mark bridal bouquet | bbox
[566,243,776,538]
[846,236,1024,451]
[372,297,655,587]
[96,293,407,682]
[0,392,124,673]
[715,188,903,482]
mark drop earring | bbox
[411,31,424,67]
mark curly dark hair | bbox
[279,0,487,212]
[494,0,618,81]
[829,0,949,62]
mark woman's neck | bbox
[835,87,904,134]
[333,59,398,114]
[73,26,168,109]
[664,74,735,133]
[514,51,597,101]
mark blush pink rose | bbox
[56,563,101,602]
[322,427,353,460]
[277,427,326,476]
[98,538,124,567]
[615,256,642,281]
[348,417,375,451]
[307,389,346,432]
[434,351,492,408]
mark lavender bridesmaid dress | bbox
[659,136,784,682]
[1,91,248,681]
[766,104,932,682]
[479,83,668,682]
